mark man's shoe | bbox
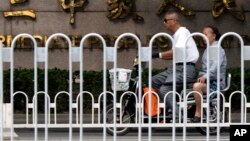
[191,116,201,123]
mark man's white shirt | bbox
[173,27,199,63]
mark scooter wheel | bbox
[196,108,229,135]
[102,104,132,136]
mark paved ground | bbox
[6,128,231,141]
[2,112,249,141]
[12,112,250,124]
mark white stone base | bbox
[3,128,18,139]
[2,104,19,139]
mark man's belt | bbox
[176,62,195,66]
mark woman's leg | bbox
[193,82,207,118]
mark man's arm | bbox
[152,49,173,60]
[160,49,173,60]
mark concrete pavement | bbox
[2,112,249,141]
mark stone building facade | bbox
[0,0,249,70]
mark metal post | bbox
[79,33,106,141]
[45,33,72,141]
[0,42,3,141]
[149,33,174,141]
[11,34,37,141]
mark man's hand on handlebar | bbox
[152,52,160,58]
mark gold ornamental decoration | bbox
[4,0,36,19]
[4,10,36,19]
[59,0,88,24]
[0,33,244,49]
[9,0,27,4]
[1,1,247,24]
[107,0,144,23]
[157,0,195,16]
[212,0,245,21]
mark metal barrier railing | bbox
[0,41,3,141]
[0,32,249,141]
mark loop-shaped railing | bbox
[184,33,210,139]
[108,33,142,140]
[0,41,3,141]
[0,32,249,141]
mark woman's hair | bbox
[204,25,221,41]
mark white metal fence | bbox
[0,32,249,141]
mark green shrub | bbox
[3,68,250,113]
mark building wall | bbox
[0,0,249,70]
